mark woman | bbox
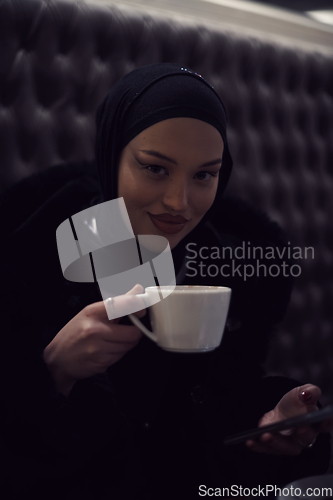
[0,63,330,499]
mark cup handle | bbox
[127,291,157,343]
[128,313,157,343]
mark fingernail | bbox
[280,428,293,436]
[301,390,312,402]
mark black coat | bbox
[0,162,330,500]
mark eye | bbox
[195,171,218,181]
[145,165,168,176]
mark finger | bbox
[83,299,122,324]
[105,286,147,321]
[295,425,318,447]
[100,341,141,358]
[90,347,136,371]
[124,284,146,318]
[87,285,146,323]
[125,284,144,295]
[85,337,141,362]
[101,324,143,344]
[279,428,294,436]
[246,439,275,455]
[275,384,321,420]
[298,384,322,407]
[245,436,294,455]
[97,333,144,368]
[258,433,303,456]
[264,435,303,456]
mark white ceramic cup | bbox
[128,285,231,352]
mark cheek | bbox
[118,167,139,206]
[192,187,217,216]
[120,179,153,218]
[120,184,136,206]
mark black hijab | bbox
[95,63,233,269]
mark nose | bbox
[162,177,189,213]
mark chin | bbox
[167,233,188,250]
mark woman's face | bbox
[117,117,224,249]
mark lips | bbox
[150,213,188,224]
[148,213,189,234]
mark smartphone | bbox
[224,404,333,446]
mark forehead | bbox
[129,117,224,161]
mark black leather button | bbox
[190,385,208,404]
[226,317,242,331]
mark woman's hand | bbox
[246,384,333,455]
[43,284,145,397]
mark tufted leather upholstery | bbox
[0,0,332,402]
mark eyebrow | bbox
[139,149,222,168]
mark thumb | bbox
[105,284,146,321]
[125,284,144,296]
[297,384,321,407]
[276,384,321,419]
[125,284,146,319]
